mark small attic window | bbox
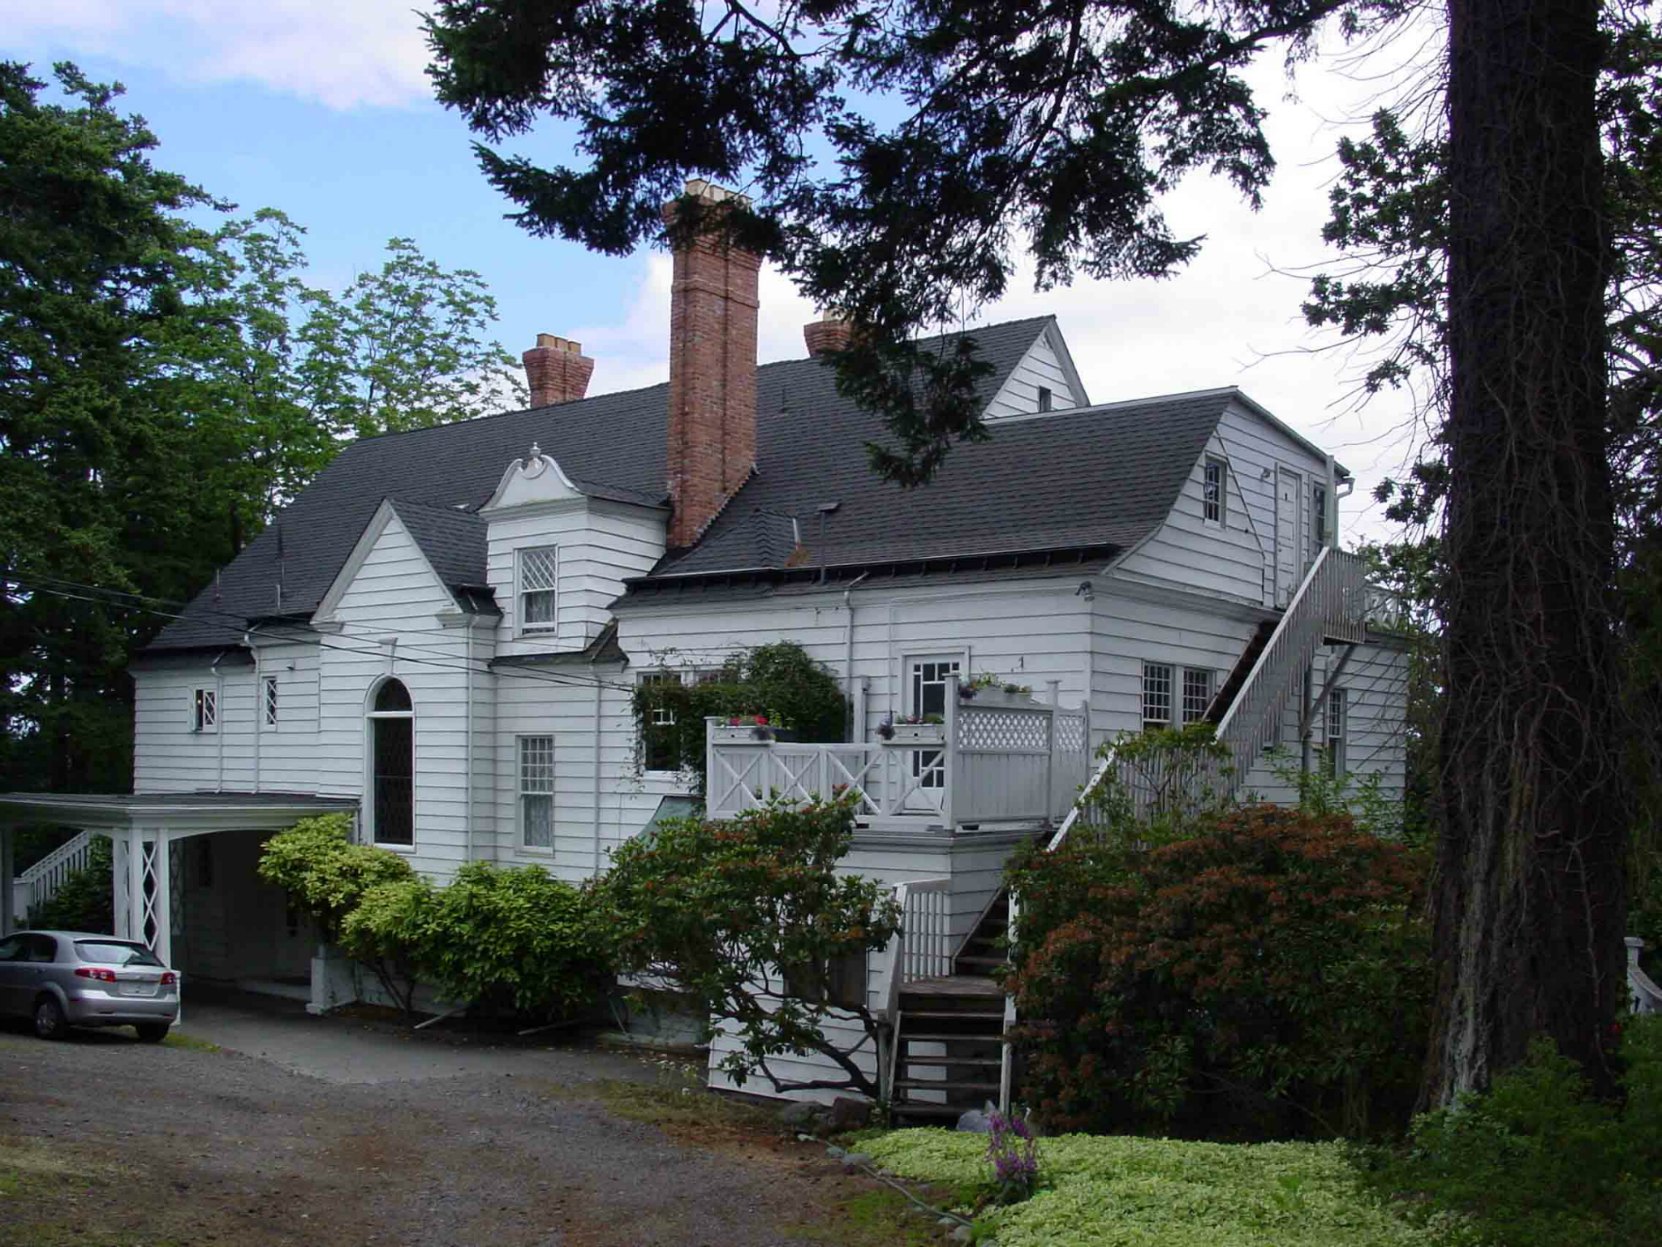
[1203,456,1226,524]
[1037,386,1053,412]
[518,545,559,635]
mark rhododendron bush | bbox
[1007,805,1431,1139]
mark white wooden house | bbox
[1,181,1409,1105]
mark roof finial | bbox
[527,441,542,464]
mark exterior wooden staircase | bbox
[888,893,1011,1126]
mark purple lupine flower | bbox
[986,1110,1040,1203]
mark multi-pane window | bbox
[518,546,559,634]
[192,687,217,732]
[909,657,962,788]
[1324,687,1348,777]
[1142,663,1174,731]
[1312,483,1329,548]
[1203,457,1226,523]
[263,675,279,726]
[640,672,682,771]
[1181,668,1214,724]
[519,735,555,849]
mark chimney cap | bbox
[533,333,586,355]
[680,177,751,209]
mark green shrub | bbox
[1007,804,1431,1140]
[861,1128,1426,1247]
[631,641,846,788]
[596,796,899,1097]
[256,814,415,941]
[27,837,113,933]
[343,862,605,1020]
[1364,1018,1662,1247]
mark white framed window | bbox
[192,687,217,733]
[1324,687,1347,777]
[1203,456,1227,524]
[639,671,682,772]
[1312,483,1329,548]
[367,678,414,847]
[517,545,559,635]
[1037,385,1053,412]
[1181,668,1214,725]
[1142,663,1173,731]
[263,675,279,726]
[906,654,963,789]
[519,735,555,849]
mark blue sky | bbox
[2,1,1431,541]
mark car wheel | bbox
[134,1022,170,1043]
[33,996,68,1041]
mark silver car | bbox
[0,930,179,1042]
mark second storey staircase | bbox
[878,547,1386,1120]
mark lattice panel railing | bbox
[956,706,1051,754]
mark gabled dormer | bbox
[481,443,667,656]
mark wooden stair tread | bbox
[898,1056,1002,1069]
[899,975,1003,997]
[899,1031,1008,1044]
[895,1079,1001,1093]
[899,1010,1004,1022]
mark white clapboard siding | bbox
[1109,430,1268,605]
[983,326,1085,420]
[488,500,665,661]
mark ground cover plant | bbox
[859,1128,1428,1247]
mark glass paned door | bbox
[907,657,961,789]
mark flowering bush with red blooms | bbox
[1007,805,1431,1140]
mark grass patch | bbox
[795,1187,942,1247]
[861,1129,1424,1247]
[0,1139,140,1247]
[162,1031,220,1052]
[585,1077,779,1134]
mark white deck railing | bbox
[14,829,100,922]
[705,695,1090,828]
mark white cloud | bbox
[0,0,432,109]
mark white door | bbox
[1275,465,1304,606]
[906,656,961,790]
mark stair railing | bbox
[881,877,954,1020]
[1212,547,1368,789]
[15,829,100,922]
[1628,938,1662,1014]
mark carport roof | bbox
[0,792,358,832]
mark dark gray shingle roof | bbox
[146,316,1222,650]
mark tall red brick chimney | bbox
[664,179,760,548]
[523,334,594,406]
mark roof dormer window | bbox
[517,545,559,635]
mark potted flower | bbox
[712,713,789,744]
[959,673,1034,706]
[877,713,946,745]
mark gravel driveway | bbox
[0,996,917,1247]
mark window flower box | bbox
[960,685,1035,708]
[712,716,789,744]
[884,721,946,746]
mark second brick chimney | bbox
[523,334,594,406]
[664,179,760,548]
[803,313,854,357]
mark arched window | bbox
[367,678,413,845]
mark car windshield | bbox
[74,940,163,968]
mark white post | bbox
[942,675,960,827]
[125,827,144,943]
[152,832,172,968]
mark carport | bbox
[0,793,358,972]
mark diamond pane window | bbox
[1181,668,1213,724]
[1142,663,1173,731]
[264,675,279,726]
[519,546,558,633]
[193,687,216,732]
[520,735,555,848]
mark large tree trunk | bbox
[1431,0,1625,1103]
